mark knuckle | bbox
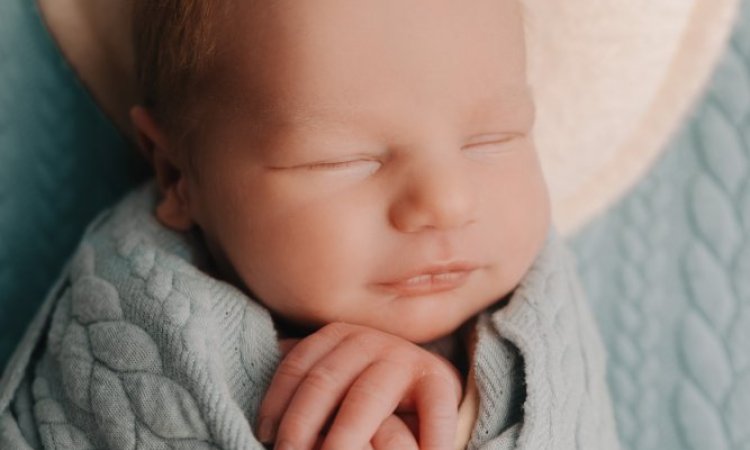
[428,407,457,424]
[319,322,353,340]
[347,379,388,407]
[304,364,342,392]
[413,371,461,406]
[277,409,316,441]
[275,353,310,381]
[345,332,379,357]
[392,347,420,365]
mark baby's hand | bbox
[257,322,462,450]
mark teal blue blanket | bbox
[0,0,148,366]
[569,2,750,449]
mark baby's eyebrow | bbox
[237,83,535,134]
[234,98,353,134]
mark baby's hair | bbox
[132,0,534,139]
[132,0,224,135]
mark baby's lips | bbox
[376,261,480,286]
[372,261,480,297]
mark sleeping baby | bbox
[0,0,620,448]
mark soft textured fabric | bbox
[524,0,738,235]
[568,1,750,449]
[0,0,149,371]
[0,182,619,449]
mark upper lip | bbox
[376,261,480,285]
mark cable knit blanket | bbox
[0,182,620,449]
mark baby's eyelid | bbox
[304,158,381,170]
[288,134,522,170]
[465,134,519,148]
[464,134,523,152]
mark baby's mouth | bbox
[373,262,478,297]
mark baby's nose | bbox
[388,161,477,233]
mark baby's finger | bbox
[273,337,382,450]
[415,373,459,450]
[321,360,410,450]
[256,325,350,443]
[278,338,301,356]
[370,415,419,450]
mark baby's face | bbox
[179,0,550,343]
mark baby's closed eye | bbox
[304,158,382,173]
[462,133,525,156]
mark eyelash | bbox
[305,160,370,170]
[302,136,521,170]
[465,136,519,151]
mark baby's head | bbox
[130,0,550,343]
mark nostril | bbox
[388,191,476,232]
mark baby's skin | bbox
[261,324,463,449]
[130,0,551,448]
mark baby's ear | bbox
[129,106,194,232]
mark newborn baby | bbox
[133,0,546,444]
[0,0,618,449]
[131,0,547,447]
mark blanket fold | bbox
[0,181,619,449]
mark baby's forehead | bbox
[211,0,530,132]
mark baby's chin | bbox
[394,329,460,345]
[358,310,475,344]
[377,295,508,344]
[382,292,515,344]
[267,280,513,343]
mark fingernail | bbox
[257,416,276,443]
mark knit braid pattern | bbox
[13,185,279,449]
[570,2,750,448]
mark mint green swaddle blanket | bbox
[0,182,619,449]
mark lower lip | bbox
[376,270,475,297]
